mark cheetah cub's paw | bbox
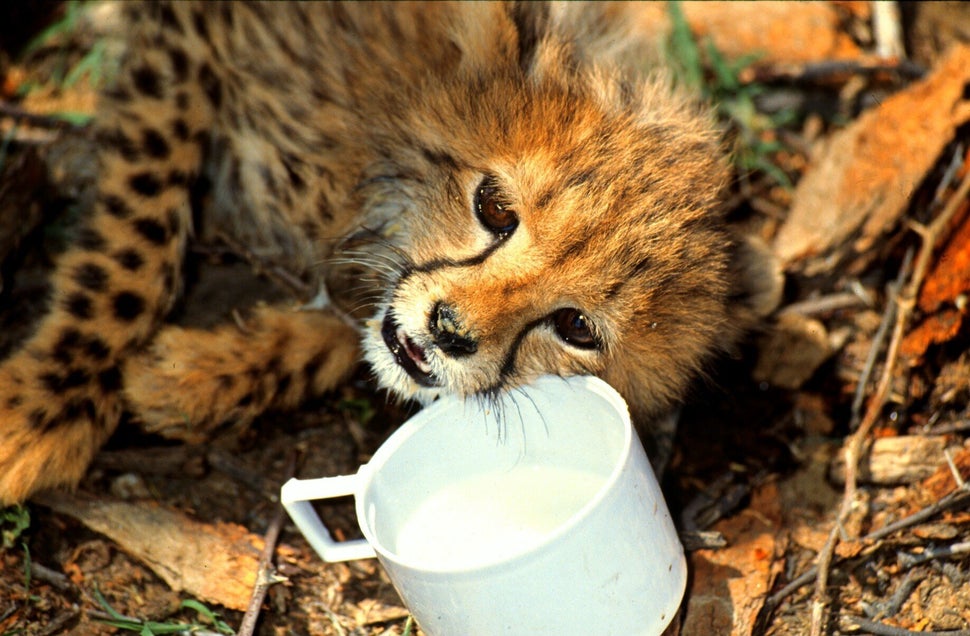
[123,305,360,440]
[0,360,112,504]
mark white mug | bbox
[281,375,686,636]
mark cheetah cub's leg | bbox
[123,305,360,440]
[0,20,211,504]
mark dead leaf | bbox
[681,1,862,63]
[901,308,965,363]
[918,198,970,313]
[35,490,263,611]
[754,313,831,389]
[901,201,970,362]
[617,2,863,70]
[352,598,411,626]
[682,483,782,636]
[774,44,970,273]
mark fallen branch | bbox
[866,487,970,544]
[679,530,727,551]
[828,435,948,486]
[924,419,970,435]
[748,59,926,85]
[871,0,905,60]
[878,569,926,620]
[841,615,970,636]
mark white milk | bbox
[392,465,605,570]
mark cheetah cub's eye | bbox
[553,308,599,350]
[475,175,518,236]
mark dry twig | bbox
[213,231,310,298]
[679,530,728,551]
[29,562,73,592]
[849,255,910,430]
[841,615,970,636]
[898,541,970,569]
[207,447,281,502]
[778,291,869,318]
[237,452,297,636]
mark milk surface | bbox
[392,465,604,569]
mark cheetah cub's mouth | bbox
[380,313,438,387]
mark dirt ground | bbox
[2,2,970,635]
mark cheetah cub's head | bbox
[354,11,748,427]
[355,76,746,428]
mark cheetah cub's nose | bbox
[429,301,478,357]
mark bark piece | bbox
[36,490,263,611]
[829,436,949,486]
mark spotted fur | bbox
[0,2,770,504]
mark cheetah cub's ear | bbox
[511,2,671,75]
[728,233,784,325]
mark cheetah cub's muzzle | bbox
[380,311,438,388]
[380,301,480,389]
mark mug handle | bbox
[281,475,377,562]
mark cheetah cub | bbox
[0,2,772,504]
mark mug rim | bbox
[356,374,635,575]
